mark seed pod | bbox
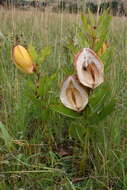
[12,45,35,74]
[75,48,104,89]
[60,75,88,112]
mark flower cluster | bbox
[12,45,105,113]
[60,48,104,112]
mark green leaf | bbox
[88,99,116,125]
[88,9,96,26]
[28,44,38,62]
[41,109,50,121]
[38,46,51,64]
[81,13,91,34]
[50,104,81,118]
[98,9,111,28]
[89,83,111,113]
[77,30,89,47]
[95,11,112,52]
[0,121,13,149]
[38,73,57,97]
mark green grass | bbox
[0,8,127,190]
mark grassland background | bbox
[0,7,127,190]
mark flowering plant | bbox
[51,10,116,146]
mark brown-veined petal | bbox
[60,75,88,112]
[75,48,104,89]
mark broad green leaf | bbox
[88,99,116,125]
[89,83,111,113]
[28,44,38,62]
[0,121,13,149]
[50,104,81,118]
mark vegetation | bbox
[86,1,127,16]
[0,0,127,16]
[0,7,127,190]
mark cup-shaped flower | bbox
[75,48,104,89]
[60,75,88,112]
[12,45,35,74]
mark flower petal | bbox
[75,48,104,89]
[60,75,88,112]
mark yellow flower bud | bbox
[12,45,35,74]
